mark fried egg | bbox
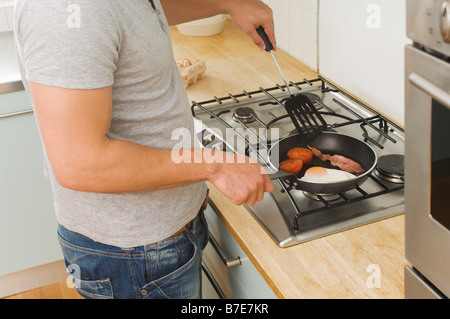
[300,166,355,183]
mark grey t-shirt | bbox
[14,0,207,248]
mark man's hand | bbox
[225,0,276,51]
[205,151,274,206]
[161,0,276,51]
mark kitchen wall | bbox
[263,0,319,71]
[319,0,410,126]
[0,0,14,32]
[264,0,408,126]
[0,0,18,84]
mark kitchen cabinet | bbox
[0,32,19,86]
[202,204,277,299]
[0,90,62,279]
[0,1,14,33]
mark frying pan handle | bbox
[268,170,297,181]
[256,26,274,52]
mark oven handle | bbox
[409,73,450,109]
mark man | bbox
[15,0,275,299]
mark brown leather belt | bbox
[170,189,209,238]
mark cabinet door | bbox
[0,91,62,276]
[202,205,277,299]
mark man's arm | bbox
[160,0,276,51]
[30,82,273,206]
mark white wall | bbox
[263,0,319,71]
[263,0,409,126]
[319,0,410,125]
[0,0,18,82]
[0,0,14,33]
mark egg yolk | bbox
[305,166,327,177]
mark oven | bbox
[405,0,450,299]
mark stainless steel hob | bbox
[192,76,404,248]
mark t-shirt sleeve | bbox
[16,0,120,89]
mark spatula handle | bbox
[256,26,274,52]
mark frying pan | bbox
[268,132,377,194]
[255,27,376,194]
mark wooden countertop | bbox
[171,19,406,299]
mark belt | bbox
[170,189,209,238]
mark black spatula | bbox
[256,26,292,96]
[257,26,327,143]
[284,94,327,142]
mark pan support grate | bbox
[191,76,405,233]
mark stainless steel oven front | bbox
[405,0,450,299]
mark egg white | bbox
[300,167,355,183]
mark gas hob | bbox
[192,76,404,248]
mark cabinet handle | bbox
[201,261,227,299]
[409,73,450,109]
[0,109,33,119]
[208,232,242,268]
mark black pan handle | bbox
[256,26,274,52]
[268,170,297,182]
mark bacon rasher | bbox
[308,146,365,174]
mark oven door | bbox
[405,44,450,298]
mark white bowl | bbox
[176,14,227,36]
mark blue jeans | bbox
[57,211,209,299]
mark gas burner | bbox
[278,93,323,110]
[375,154,405,184]
[303,192,341,202]
[232,107,256,123]
[301,93,323,108]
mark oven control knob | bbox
[442,2,450,43]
